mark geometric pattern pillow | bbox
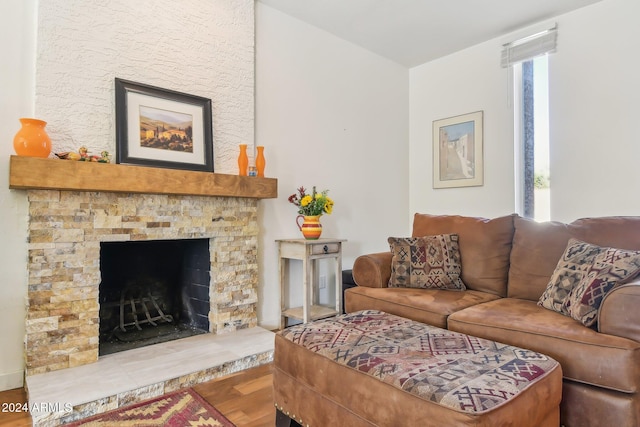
[387,234,466,290]
[563,247,640,327]
[538,238,605,314]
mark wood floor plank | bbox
[194,363,276,427]
[0,387,32,427]
[234,373,273,395]
[195,364,276,426]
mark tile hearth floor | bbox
[26,327,275,426]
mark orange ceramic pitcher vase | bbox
[13,118,51,158]
[296,215,322,240]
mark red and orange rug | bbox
[66,388,235,426]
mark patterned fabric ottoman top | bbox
[278,310,559,414]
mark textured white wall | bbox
[36,0,255,173]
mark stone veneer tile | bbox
[69,349,98,368]
[25,190,259,375]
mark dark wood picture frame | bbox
[115,78,214,172]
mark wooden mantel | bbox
[9,155,277,199]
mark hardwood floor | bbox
[194,363,276,427]
[0,387,31,427]
[0,363,276,427]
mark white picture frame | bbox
[433,111,483,189]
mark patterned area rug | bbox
[66,388,235,427]
[279,310,559,414]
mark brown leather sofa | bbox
[346,213,640,427]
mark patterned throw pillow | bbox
[538,239,605,314]
[563,247,640,327]
[387,234,466,290]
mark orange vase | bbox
[237,144,248,176]
[13,118,51,158]
[296,215,322,240]
[255,146,266,177]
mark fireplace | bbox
[98,239,210,355]
[13,155,277,426]
[24,190,260,375]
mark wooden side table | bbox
[277,238,346,329]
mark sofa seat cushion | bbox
[344,286,500,329]
[447,298,640,393]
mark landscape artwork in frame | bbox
[432,111,483,188]
[115,78,214,172]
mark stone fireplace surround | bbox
[25,189,261,375]
[10,157,278,425]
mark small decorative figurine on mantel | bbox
[55,146,111,163]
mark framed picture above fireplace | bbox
[115,78,214,172]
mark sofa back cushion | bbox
[412,213,515,297]
[509,216,640,301]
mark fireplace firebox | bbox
[99,238,210,355]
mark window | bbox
[503,25,555,222]
[521,56,550,221]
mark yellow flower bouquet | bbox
[288,186,334,216]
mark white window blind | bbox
[501,25,557,68]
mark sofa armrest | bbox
[598,280,640,342]
[352,252,392,288]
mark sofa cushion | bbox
[564,246,640,327]
[509,216,640,301]
[344,286,500,329]
[387,234,465,290]
[447,298,640,394]
[412,213,515,297]
[538,238,605,314]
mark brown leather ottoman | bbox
[273,310,562,427]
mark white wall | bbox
[409,0,640,223]
[255,4,410,328]
[0,0,34,391]
[550,0,640,222]
[409,42,516,218]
